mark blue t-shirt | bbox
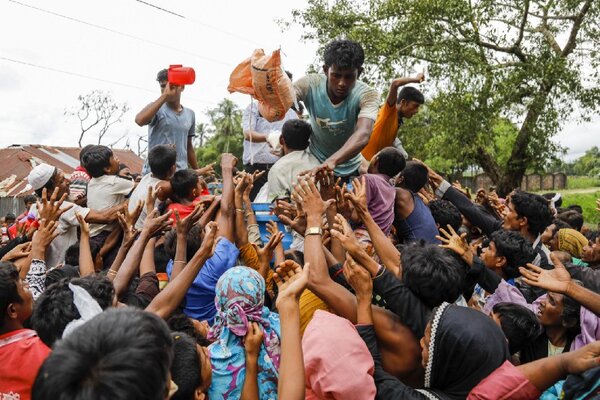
[142,103,195,175]
[166,237,239,324]
[294,74,379,176]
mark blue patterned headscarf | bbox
[207,267,281,400]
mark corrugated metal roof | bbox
[0,145,144,198]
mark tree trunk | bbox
[474,146,502,186]
[497,87,552,196]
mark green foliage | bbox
[571,147,600,176]
[195,99,244,174]
[567,176,600,190]
[561,191,600,226]
[290,0,600,194]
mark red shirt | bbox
[0,329,51,400]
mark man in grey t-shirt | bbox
[135,69,198,175]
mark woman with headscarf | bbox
[207,266,281,400]
[343,258,510,399]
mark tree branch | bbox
[562,0,593,57]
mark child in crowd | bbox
[81,145,134,268]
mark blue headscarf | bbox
[207,267,281,400]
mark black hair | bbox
[561,278,582,333]
[399,161,429,193]
[567,205,583,214]
[170,332,202,400]
[154,244,171,274]
[550,219,572,237]
[148,145,177,179]
[45,265,81,288]
[401,242,467,308]
[376,147,406,178]
[167,313,211,347]
[281,119,312,151]
[397,86,425,105]
[81,145,114,178]
[490,230,536,279]
[23,194,37,205]
[542,192,563,208]
[157,68,168,82]
[492,303,541,354]
[428,199,462,232]
[5,213,15,222]
[323,39,365,70]
[284,249,305,266]
[557,210,584,231]
[171,169,199,202]
[34,167,57,198]
[0,262,22,328]
[79,144,94,163]
[64,243,80,267]
[32,307,173,400]
[509,190,553,236]
[31,275,115,347]
[584,230,600,243]
[164,225,202,263]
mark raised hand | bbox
[331,214,362,255]
[278,212,307,236]
[562,341,600,375]
[315,167,338,202]
[196,162,216,177]
[220,153,238,169]
[256,230,284,266]
[75,212,90,235]
[174,203,205,237]
[38,187,72,222]
[274,260,309,307]
[293,177,333,219]
[244,321,264,359]
[342,254,373,299]
[437,224,473,265]
[335,183,353,220]
[198,221,219,258]
[345,177,368,216]
[519,252,572,294]
[126,200,144,229]
[117,212,138,248]
[142,209,172,237]
[0,242,32,262]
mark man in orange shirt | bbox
[361,73,425,161]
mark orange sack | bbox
[228,49,295,122]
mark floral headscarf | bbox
[207,267,281,400]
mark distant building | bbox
[0,144,143,216]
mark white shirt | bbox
[242,104,297,165]
[267,149,320,202]
[128,173,162,231]
[45,201,91,269]
[87,175,134,237]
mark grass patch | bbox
[561,191,600,227]
[567,176,600,190]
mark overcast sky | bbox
[1,0,598,161]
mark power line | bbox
[0,56,217,106]
[7,0,233,67]
[133,0,263,47]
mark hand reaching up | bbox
[274,260,309,308]
[519,252,572,294]
[437,224,473,265]
[38,187,72,222]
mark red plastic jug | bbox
[168,65,195,85]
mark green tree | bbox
[291,0,600,195]
[572,146,600,176]
[195,99,244,173]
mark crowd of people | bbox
[1,39,600,400]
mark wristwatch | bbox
[305,226,323,236]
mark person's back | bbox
[82,145,133,238]
[167,169,201,225]
[393,161,439,243]
[267,119,320,202]
[129,145,177,230]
